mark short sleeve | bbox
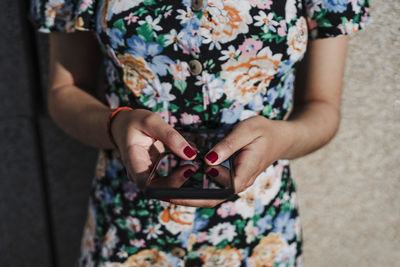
[29,0,98,33]
[305,0,371,40]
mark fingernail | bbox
[207,168,219,177]
[206,151,218,163]
[184,146,196,158]
[161,198,170,202]
[184,169,195,178]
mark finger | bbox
[205,165,232,189]
[140,113,197,160]
[125,144,153,190]
[148,140,165,163]
[232,145,263,194]
[148,164,196,188]
[204,122,259,165]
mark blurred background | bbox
[0,0,398,266]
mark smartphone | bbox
[143,152,236,199]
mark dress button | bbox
[191,0,203,11]
[188,59,202,75]
[171,247,186,258]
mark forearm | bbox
[278,99,341,160]
[48,85,116,150]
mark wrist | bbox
[107,107,134,151]
[261,118,299,160]
[274,119,307,160]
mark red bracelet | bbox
[107,106,134,150]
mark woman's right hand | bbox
[110,108,197,190]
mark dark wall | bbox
[0,1,99,266]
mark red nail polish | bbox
[160,198,170,202]
[184,146,196,158]
[184,169,195,178]
[206,151,218,163]
[207,168,219,177]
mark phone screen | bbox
[143,152,235,199]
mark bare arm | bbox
[48,31,116,149]
[282,34,349,159]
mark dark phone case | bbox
[143,152,236,199]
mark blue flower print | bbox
[221,104,244,124]
[248,93,264,112]
[108,28,124,49]
[266,86,279,106]
[257,215,273,233]
[273,211,296,241]
[126,35,173,76]
[322,0,348,13]
[277,60,295,78]
[281,71,295,109]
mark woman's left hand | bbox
[204,115,293,194]
[168,115,294,208]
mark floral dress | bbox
[30,0,370,266]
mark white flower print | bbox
[219,45,241,61]
[195,72,225,102]
[287,17,308,61]
[110,0,144,16]
[125,216,141,232]
[285,0,297,22]
[116,246,129,259]
[138,15,162,32]
[244,220,259,243]
[164,29,179,51]
[159,203,196,235]
[254,10,279,32]
[199,0,252,50]
[143,223,162,239]
[152,78,176,103]
[208,222,237,246]
[220,47,282,105]
[101,224,120,258]
[176,7,195,25]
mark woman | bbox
[30,0,370,266]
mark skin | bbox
[48,31,348,208]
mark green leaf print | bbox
[137,23,154,42]
[113,19,127,34]
[194,92,203,102]
[196,11,204,19]
[174,80,187,94]
[211,104,219,114]
[233,219,246,234]
[157,238,166,246]
[192,104,204,112]
[199,208,215,218]
[230,238,241,247]
[262,105,273,117]
[266,206,276,217]
[137,209,150,216]
[216,239,229,250]
[115,218,126,229]
[280,201,291,213]
[156,34,167,47]
[134,7,149,16]
[165,235,180,244]
[143,0,156,5]
[125,246,139,254]
[170,103,179,113]
[186,251,197,259]
[319,18,333,27]
[222,99,232,109]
